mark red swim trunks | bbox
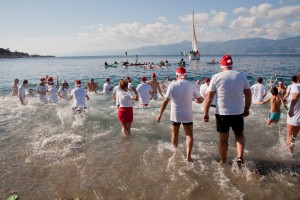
[118,107,133,123]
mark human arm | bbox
[131,88,139,101]
[257,98,270,105]
[203,91,215,122]
[85,95,89,100]
[56,76,59,88]
[243,88,252,117]
[281,98,288,110]
[158,85,164,97]
[156,98,170,122]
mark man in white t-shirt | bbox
[36,77,48,104]
[286,78,300,153]
[112,81,122,106]
[136,76,153,107]
[103,78,112,94]
[251,77,267,104]
[203,54,252,165]
[127,76,133,91]
[200,78,217,107]
[70,80,89,113]
[283,76,298,104]
[157,67,203,162]
[18,80,28,105]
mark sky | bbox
[1,0,300,56]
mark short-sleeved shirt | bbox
[207,70,250,115]
[18,85,26,100]
[287,84,300,126]
[48,84,58,103]
[70,87,87,107]
[58,86,69,98]
[165,79,201,123]
[36,84,48,103]
[136,83,153,105]
[117,91,133,107]
[251,83,267,103]
[103,82,112,94]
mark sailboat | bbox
[189,11,200,60]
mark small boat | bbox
[104,63,118,68]
[207,61,219,65]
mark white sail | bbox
[189,11,200,60]
[192,12,198,52]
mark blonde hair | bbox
[119,79,128,90]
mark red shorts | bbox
[118,107,133,123]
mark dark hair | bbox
[270,87,278,96]
[291,76,298,83]
[23,80,28,84]
[257,77,263,83]
[119,79,128,90]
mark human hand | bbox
[243,109,250,117]
[156,114,162,122]
[203,114,209,122]
[288,109,294,117]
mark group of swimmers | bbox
[10,64,300,162]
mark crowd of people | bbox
[11,54,300,164]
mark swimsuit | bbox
[269,112,281,121]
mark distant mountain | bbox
[124,36,300,55]
[0,48,55,58]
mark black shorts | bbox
[215,114,244,133]
[171,121,193,126]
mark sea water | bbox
[0,55,299,200]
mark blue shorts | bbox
[269,112,281,121]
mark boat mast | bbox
[192,11,198,52]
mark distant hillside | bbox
[125,36,300,55]
[0,48,55,58]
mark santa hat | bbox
[176,66,186,76]
[126,76,131,81]
[106,78,110,82]
[152,73,156,78]
[220,54,233,68]
[40,77,46,82]
[141,76,147,82]
[205,78,210,83]
[47,77,53,82]
[75,80,81,86]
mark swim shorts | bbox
[215,114,244,133]
[269,112,281,121]
[171,121,193,126]
[118,107,133,123]
[151,93,158,100]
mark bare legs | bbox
[218,131,245,163]
[121,122,132,136]
[286,124,300,153]
[171,124,194,162]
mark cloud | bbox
[233,3,272,17]
[231,16,260,29]
[267,5,300,19]
[156,16,168,22]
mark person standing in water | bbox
[251,77,267,104]
[156,66,203,162]
[286,75,300,153]
[203,54,252,165]
[136,76,153,107]
[103,78,112,94]
[147,73,164,100]
[58,80,70,99]
[116,79,139,136]
[70,80,90,113]
[36,77,48,104]
[11,78,19,96]
[258,87,288,125]
[85,78,99,93]
[47,76,59,104]
[18,80,28,105]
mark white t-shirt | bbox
[58,86,69,98]
[250,83,267,103]
[207,70,250,115]
[287,84,300,126]
[70,87,87,107]
[103,82,112,94]
[36,84,48,104]
[200,83,209,98]
[48,84,58,103]
[18,85,26,101]
[117,91,133,107]
[165,79,201,123]
[128,82,133,91]
[136,83,153,105]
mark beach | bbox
[0,54,300,200]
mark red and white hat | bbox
[152,73,156,78]
[176,66,186,76]
[75,80,81,86]
[205,78,210,83]
[141,76,147,82]
[220,54,233,68]
[47,77,53,82]
[40,77,46,82]
[127,76,131,81]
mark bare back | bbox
[269,96,283,113]
[147,80,160,93]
